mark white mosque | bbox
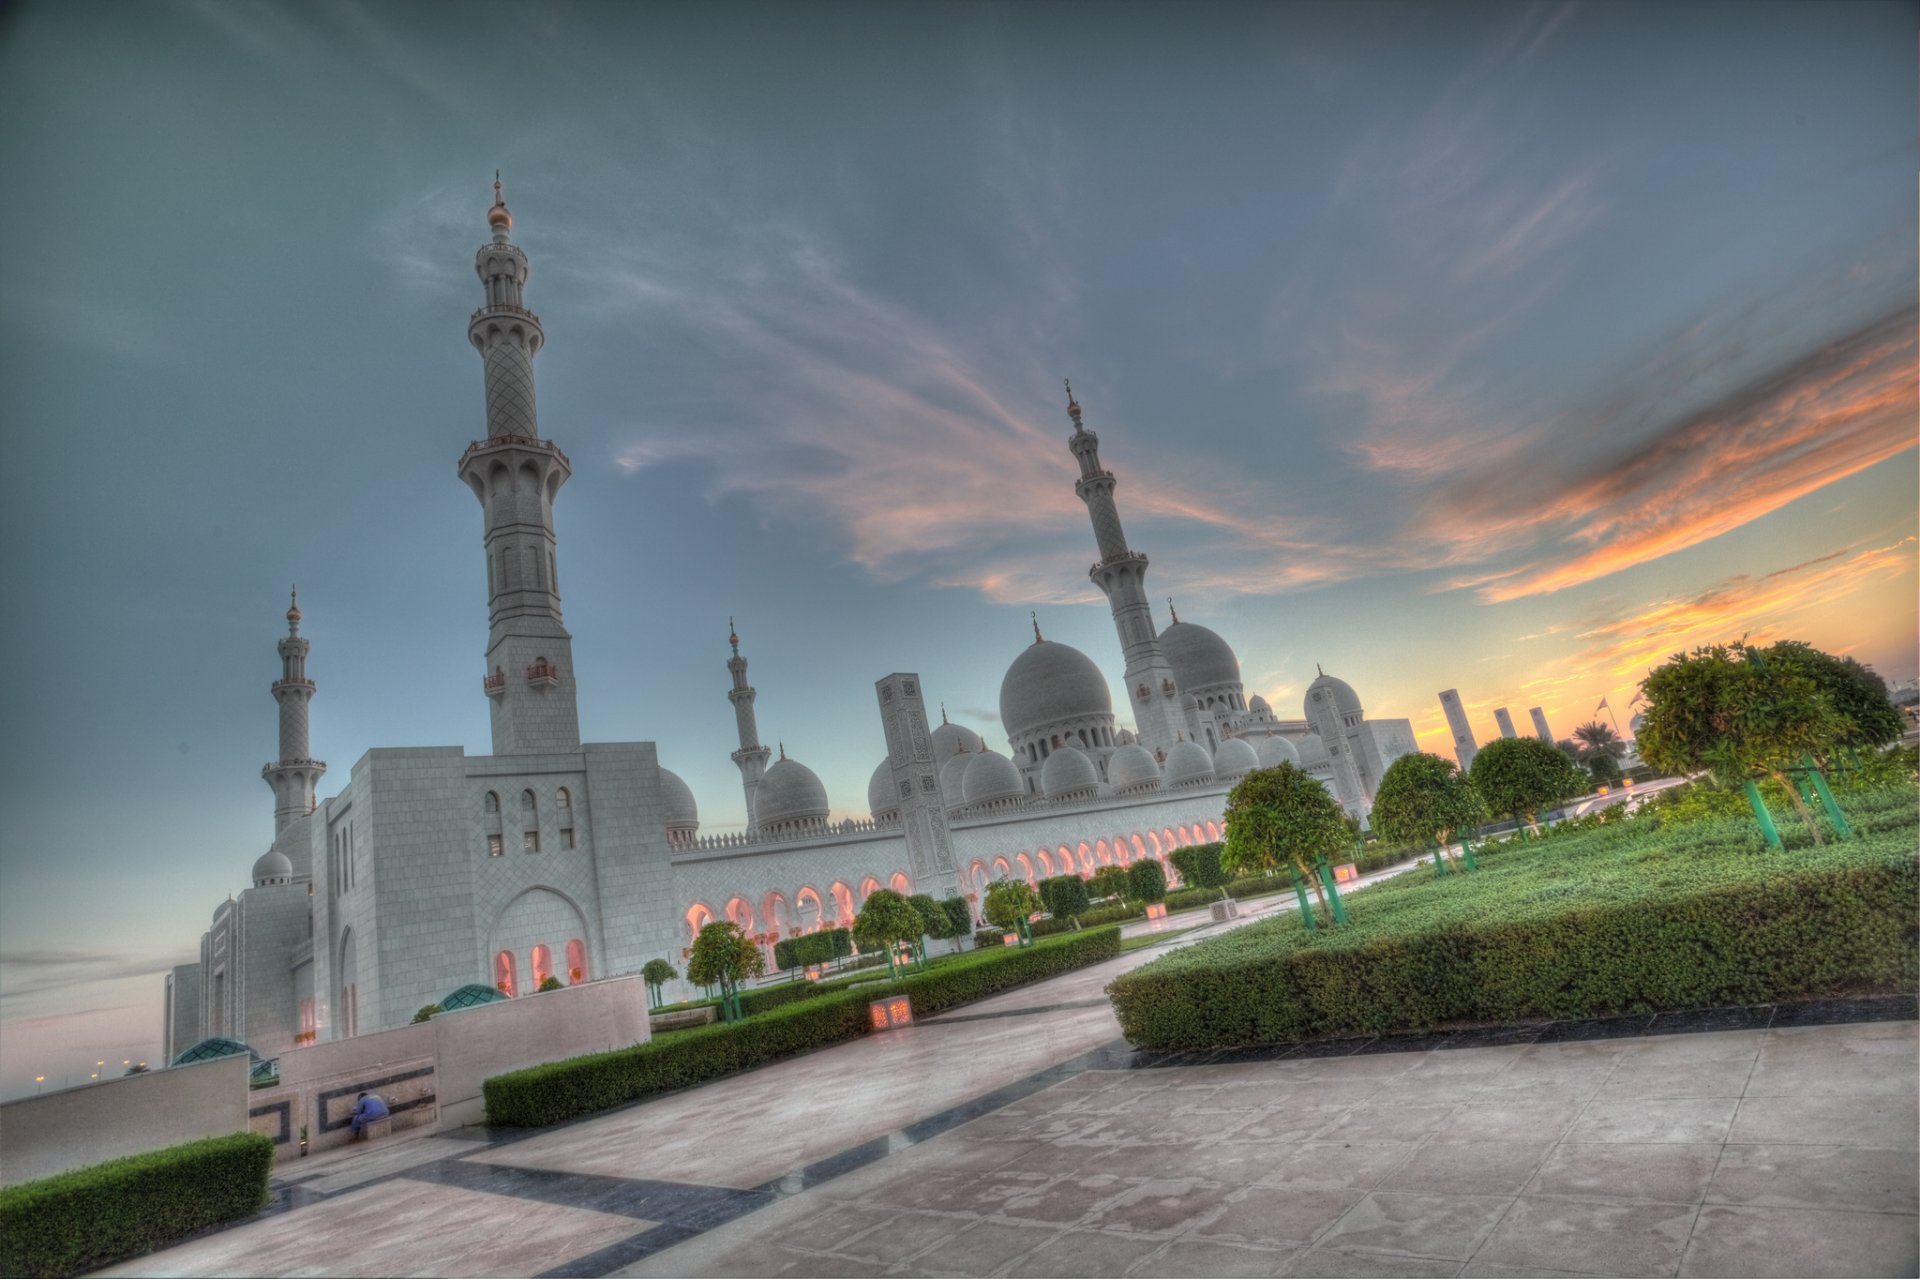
[161,184,1418,1062]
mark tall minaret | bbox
[726,619,772,831]
[458,176,581,756]
[262,589,326,834]
[1066,383,1183,752]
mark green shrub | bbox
[775,928,852,971]
[941,896,974,936]
[537,974,564,993]
[0,1132,274,1278]
[974,927,1006,947]
[485,928,1121,1127]
[1127,858,1168,904]
[411,1003,442,1023]
[1109,800,1918,1052]
[1169,843,1230,889]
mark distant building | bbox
[1494,707,1517,739]
[1530,707,1554,742]
[1438,689,1478,771]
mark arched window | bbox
[556,787,571,810]
[1078,729,1089,747]
[1037,849,1053,875]
[1077,842,1093,874]
[1095,839,1111,865]
[567,939,587,984]
[531,944,553,988]
[495,949,518,998]
[889,872,911,895]
[485,792,500,813]
[1133,834,1149,861]
[858,876,881,904]
[685,902,715,947]
[1206,820,1221,841]
[523,789,540,853]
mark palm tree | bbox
[1572,721,1623,762]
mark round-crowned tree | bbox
[852,889,926,975]
[1759,640,1903,755]
[1126,857,1167,905]
[983,879,1041,932]
[1089,865,1130,902]
[1636,643,1842,843]
[685,921,764,1022]
[1222,764,1351,925]
[1370,752,1487,869]
[1467,737,1589,834]
[640,958,677,1008]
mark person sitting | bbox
[349,1091,390,1139]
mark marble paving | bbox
[98,898,1917,1278]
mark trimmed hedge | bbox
[773,927,853,972]
[1038,874,1091,919]
[0,1131,274,1278]
[485,926,1122,1127]
[1109,796,1919,1051]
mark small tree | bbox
[411,1004,442,1024]
[1168,844,1231,894]
[853,889,926,976]
[537,974,564,993]
[983,880,1040,933]
[1038,874,1091,920]
[1760,641,1904,758]
[939,896,973,936]
[1370,751,1487,870]
[1636,643,1843,845]
[1126,857,1167,905]
[1088,865,1130,901]
[1586,752,1625,788]
[1468,737,1590,835]
[640,958,677,1008]
[908,893,960,942]
[1221,764,1352,926]
[686,921,763,1023]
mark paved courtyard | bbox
[104,906,1917,1278]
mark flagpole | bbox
[1602,698,1624,739]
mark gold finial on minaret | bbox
[1064,379,1083,430]
[487,170,512,231]
[729,616,739,655]
[286,585,302,631]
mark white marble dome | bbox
[999,639,1113,741]
[1040,744,1099,799]
[938,750,973,809]
[1295,733,1331,768]
[930,718,984,763]
[1161,621,1241,692]
[754,756,829,830]
[1164,739,1216,788]
[962,750,1026,806]
[1212,737,1259,779]
[1256,735,1302,767]
[251,848,293,887]
[660,767,699,832]
[1306,671,1363,720]
[1248,694,1272,714]
[867,759,900,821]
[1108,743,1162,793]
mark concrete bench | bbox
[357,1115,393,1141]
[650,1006,717,1033]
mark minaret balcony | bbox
[1090,550,1149,575]
[526,660,560,687]
[459,434,570,468]
[483,672,507,697]
[261,758,326,778]
[469,303,542,326]
[271,678,316,695]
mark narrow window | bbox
[556,787,571,810]
[567,939,587,984]
[495,950,517,997]
[487,834,504,857]
[561,827,575,849]
[524,829,541,853]
[532,944,553,988]
[485,792,500,813]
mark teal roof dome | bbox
[440,983,509,1011]
[172,1037,258,1068]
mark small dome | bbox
[1108,744,1162,793]
[172,1037,258,1068]
[1115,728,1137,745]
[1257,735,1302,768]
[938,750,973,809]
[1164,739,1216,787]
[868,760,900,820]
[1295,733,1331,768]
[999,639,1113,741]
[962,750,1026,806]
[1213,738,1259,779]
[1306,671,1364,720]
[930,718,984,763]
[440,983,508,1011]
[660,767,699,832]
[1041,744,1100,799]
[251,848,293,887]
[1162,621,1242,692]
[754,756,829,830]
[1249,694,1271,714]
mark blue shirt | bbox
[353,1095,390,1122]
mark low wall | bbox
[251,1020,438,1160]
[0,1054,250,1187]
[434,974,651,1127]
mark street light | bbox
[34,1075,44,1094]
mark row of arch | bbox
[962,820,1221,895]
[684,871,914,948]
[493,938,588,998]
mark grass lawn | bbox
[1108,783,1918,1052]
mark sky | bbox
[0,0,1913,1097]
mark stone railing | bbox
[261,758,326,778]
[459,434,570,469]
[469,303,542,326]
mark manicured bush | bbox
[412,1003,442,1023]
[1089,865,1130,901]
[1127,858,1168,904]
[1169,843,1230,890]
[1108,795,1919,1052]
[775,928,852,971]
[974,927,1006,948]
[1039,874,1091,918]
[941,897,974,935]
[0,1131,274,1278]
[485,928,1122,1127]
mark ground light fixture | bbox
[869,996,913,1030]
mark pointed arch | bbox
[992,856,1012,880]
[1037,848,1053,876]
[1077,842,1094,874]
[1016,852,1035,883]
[685,901,717,947]
[858,875,881,904]
[889,872,912,896]
[1205,819,1221,842]
[724,896,754,934]
[795,885,825,931]
[762,891,793,939]
[1095,838,1112,865]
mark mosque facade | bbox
[161,187,1417,1061]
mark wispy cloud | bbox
[0,949,183,1004]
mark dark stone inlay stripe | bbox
[405,1158,770,1225]
[918,997,1113,1026]
[249,1098,292,1143]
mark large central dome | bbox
[999,639,1113,741]
[754,756,829,831]
[1161,621,1241,692]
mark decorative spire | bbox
[778,741,786,761]
[1167,597,1178,625]
[728,616,739,656]
[1064,378,1083,431]
[1317,662,1325,677]
[1031,611,1043,643]
[940,702,949,725]
[286,585,301,634]
[487,170,512,235]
